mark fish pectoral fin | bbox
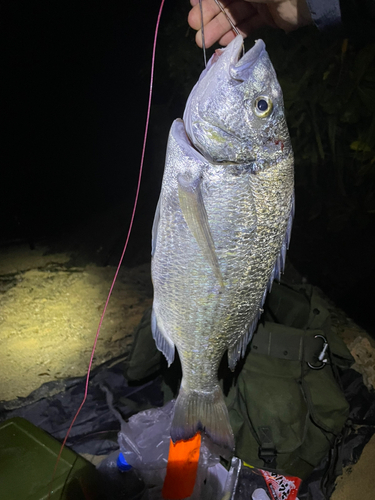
[151,308,175,366]
[171,385,234,451]
[177,173,224,287]
[151,195,161,256]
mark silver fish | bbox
[151,36,294,450]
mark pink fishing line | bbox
[48,0,166,496]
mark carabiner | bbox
[307,334,329,370]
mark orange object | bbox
[162,433,201,500]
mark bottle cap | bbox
[117,452,132,471]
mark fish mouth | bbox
[198,36,266,82]
[230,38,266,81]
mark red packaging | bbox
[260,470,302,500]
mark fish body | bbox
[151,36,294,450]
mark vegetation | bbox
[157,4,375,236]
[271,29,375,233]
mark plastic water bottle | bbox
[96,451,145,499]
[252,488,271,500]
[117,452,132,472]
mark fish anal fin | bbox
[171,385,234,450]
[151,308,175,366]
[177,173,224,287]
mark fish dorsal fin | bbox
[227,312,260,371]
[267,191,294,292]
[228,192,295,370]
[177,173,224,287]
[151,308,175,366]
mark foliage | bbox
[267,28,375,232]
[159,4,375,233]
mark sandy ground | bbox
[0,244,374,498]
[0,245,152,402]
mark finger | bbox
[239,10,276,33]
[188,0,225,31]
[217,30,238,47]
[252,4,278,29]
[216,11,267,46]
[194,1,258,48]
[195,12,234,48]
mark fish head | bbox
[183,36,291,167]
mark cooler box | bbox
[0,417,99,500]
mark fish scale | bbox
[151,36,294,450]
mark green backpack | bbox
[125,283,353,479]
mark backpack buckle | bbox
[258,426,277,469]
[258,446,277,469]
[308,334,329,370]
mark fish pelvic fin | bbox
[177,173,224,287]
[171,385,234,450]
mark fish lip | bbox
[210,159,257,167]
[196,35,246,81]
[230,39,266,81]
[198,36,266,81]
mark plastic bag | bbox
[115,401,301,500]
[117,400,227,498]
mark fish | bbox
[151,35,294,450]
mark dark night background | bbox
[2,1,375,337]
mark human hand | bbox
[188,0,313,48]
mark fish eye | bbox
[254,96,273,118]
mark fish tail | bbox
[170,385,234,450]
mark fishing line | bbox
[47,0,166,497]
[213,0,245,55]
[213,0,240,36]
[199,0,207,67]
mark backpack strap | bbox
[237,387,279,470]
[258,426,277,469]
